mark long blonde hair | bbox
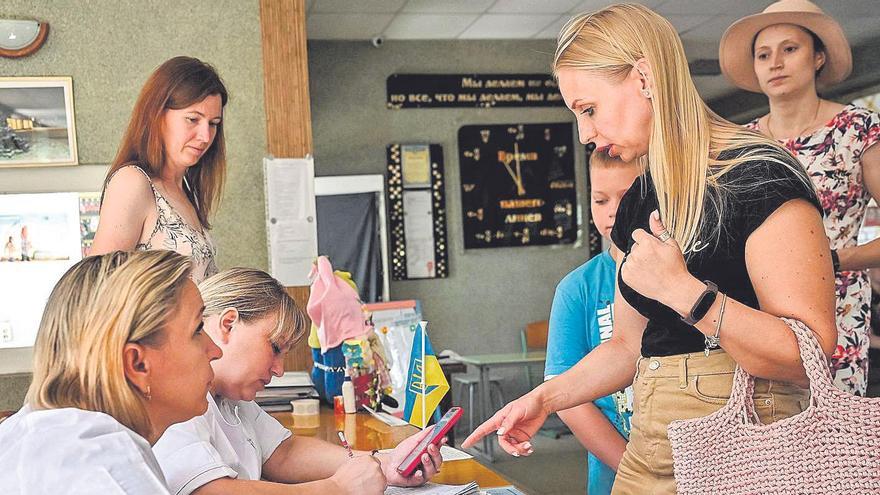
[555,4,813,253]
[26,250,192,437]
[198,268,306,351]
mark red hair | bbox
[105,56,228,229]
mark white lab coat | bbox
[153,394,292,495]
[0,405,170,494]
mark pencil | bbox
[337,430,354,458]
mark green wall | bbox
[0,0,269,271]
[0,6,597,408]
[308,40,593,357]
[0,0,267,409]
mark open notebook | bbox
[384,482,479,495]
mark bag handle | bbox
[728,318,834,424]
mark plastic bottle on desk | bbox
[341,369,356,414]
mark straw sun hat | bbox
[719,0,852,93]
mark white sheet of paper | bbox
[402,189,435,278]
[384,482,478,495]
[264,157,317,286]
[266,371,313,388]
[378,445,473,462]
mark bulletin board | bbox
[385,144,449,280]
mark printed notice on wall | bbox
[264,157,318,286]
[402,145,431,188]
[402,189,436,278]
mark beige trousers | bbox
[611,350,809,495]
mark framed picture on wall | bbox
[0,76,78,168]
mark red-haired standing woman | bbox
[92,56,228,283]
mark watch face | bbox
[458,123,578,249]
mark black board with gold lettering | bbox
[459,123,577,249]
[387,74,564,109]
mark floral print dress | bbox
[748,104,880,396]
[123,165,220,284]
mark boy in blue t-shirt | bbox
[544,151,640,495]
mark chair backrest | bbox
[520,320,550,391]
[523,320,549,350]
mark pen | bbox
[337,430,354,458]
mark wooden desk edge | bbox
[270,409,514,489]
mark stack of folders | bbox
[384,481,480,495]
[255,371,317,412]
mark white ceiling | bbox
[305,0,880,44]
[305,0,880,101]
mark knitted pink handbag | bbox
[667,318,880,494]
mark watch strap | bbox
[681,280,719,326]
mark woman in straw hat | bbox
[721,0,880,396]
[463,3,837,493]
[0,250,222,493]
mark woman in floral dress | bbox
[92,57,227,283]
[720,0,880,395]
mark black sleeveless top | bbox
[610,146,822,357]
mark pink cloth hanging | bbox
[307,256,369,353]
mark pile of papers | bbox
[255,371,317,412]
[385,481,479,495]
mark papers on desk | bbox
[364,405,411,426]
[478,487,526,495]
[377,445,473,462]
[439,445,473,461]
[256,371,317,411]
[385,482,479,495]
[268,371,313,388]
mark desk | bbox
[458,352,546,462]
[271,408,513,488]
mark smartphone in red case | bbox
[396,406,463,477]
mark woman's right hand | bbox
[329,455,387,494]
[460,391,550,457]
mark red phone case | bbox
[396,406,463,476]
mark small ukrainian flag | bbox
[403,321,449,428]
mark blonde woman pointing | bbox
[463,4,836,494]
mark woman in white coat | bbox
[154,268,445,495]
[0,250,222,494]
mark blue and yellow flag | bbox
[403,321,449,428]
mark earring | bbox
[145,385,152,401]
[641,89,652,98]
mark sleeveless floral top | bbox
[114,165,219,284]
[747,104,880,395]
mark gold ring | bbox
[658,231,671,243]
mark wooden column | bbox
[260,0,314,371]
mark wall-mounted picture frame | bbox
[386,144,449,280]
[0,76,78,168]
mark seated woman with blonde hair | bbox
[154,268,445,495]
[0,250,222,493]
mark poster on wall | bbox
[386,144,449,280]
[0,77,78,168]
[79,192,101,257]
[0,192,84,348]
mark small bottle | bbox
[341,370,356,414]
